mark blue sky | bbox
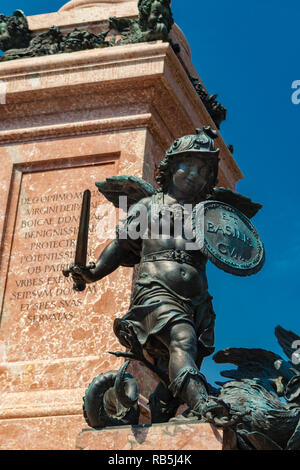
[1,1,299,385]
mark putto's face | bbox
[170,156,212,197]
[147,0,171,34]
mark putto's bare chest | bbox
[146,193,194,240]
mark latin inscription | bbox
[12,189,101,323]
[206,211,254,262]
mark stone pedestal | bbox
[0,0,242,450]
[76,422,237,450]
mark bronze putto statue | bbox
[63,127,270,444]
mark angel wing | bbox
[212,187,262,219]
[95,176,156,208]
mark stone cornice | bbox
[0,114,152,144]
[0,42,243,185]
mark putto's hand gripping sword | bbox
[62,189,95,291]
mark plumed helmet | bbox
[156,126,220,192]
[166,126,220,159]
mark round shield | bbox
[192,201,265,276]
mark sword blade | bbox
[75,189,91,267]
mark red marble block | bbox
[76,422,238,450]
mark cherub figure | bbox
[0,2,175,62]
[67,126,263,425]
[108,0,174,45]
[0,10,108,62]
[0,10,31,53]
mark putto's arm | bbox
[89,238,125,282]
[68,197,150,286]
[92,197,152,279]
[68,236,137,285]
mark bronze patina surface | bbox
[0,1,176,62]
[63,126,267,435]
[61,126,300,449]
[193,201,265,276]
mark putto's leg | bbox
[157,321,209,413]
[169,366,208,414]
[157,321,198,378]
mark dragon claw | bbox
[200,397,251,428]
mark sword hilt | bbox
[62,262,96,292]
